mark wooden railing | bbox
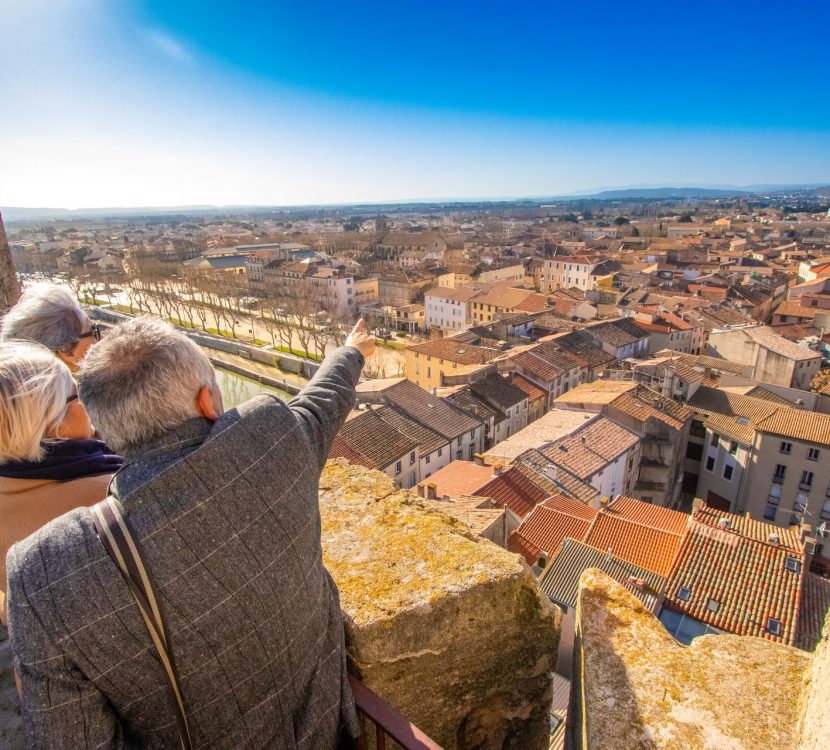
[348,675,444,750]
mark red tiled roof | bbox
[415,461,495,499]
[328,433,376,469]
[507,495,597,563]
[511,373,547,403]
[475,467,550,519]
[584,513,684,578]
[604,495,689,535]
[511,350,564,383]
[663,504,805,646]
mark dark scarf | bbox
[0,439,123,481]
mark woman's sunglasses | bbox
[78,323,102,342]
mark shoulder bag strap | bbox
[91,496,193,750]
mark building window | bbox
[410,451,416,465]
[457,436,462,446]
[766,618,782,637]
[785,557,802,574]
[800,470,814,489]
[780,441,792,454]
[426,367,431,378]
[723,464,734,481]
[395,461,402,474]
[425,454,430,464]
[677,586,691,602]
[773,464,786,483]
[710,433,720,447]
[729,441,738,456]
[705,456,715,472]
[808,448,820,461]
[438,447,443,457]
[706,598,720,613]
[822,500,830,521]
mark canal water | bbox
[214,367,292,408]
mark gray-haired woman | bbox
[0,341,122,622]
[1,282,101,372]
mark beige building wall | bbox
[739,432,830,563]
[694,429,751,511]
[404,349,489,391]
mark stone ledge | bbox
[321,460,561,750]
[573,568,810,750]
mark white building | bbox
[424,286,477,332]
[540,256,598,292]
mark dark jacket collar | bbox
[114,417,215,499]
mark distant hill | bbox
[562,183,830,200]
[573,187,749,200]
[1,205,220,222]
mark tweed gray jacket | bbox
[6,346,364,749]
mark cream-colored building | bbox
[405,337,501,391]
[706,326,821,390]
[738,408,830,569]
[539,256,598,293]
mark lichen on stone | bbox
[320,459,561,750]
[575,569,811,750]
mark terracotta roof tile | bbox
[415,461,495,499]
[407,337,501,365]
[384,379,483,439]
[584,512,685,578]
[474,466,549,518]
[337,410,419,470]
[539,417,639,480]
[755,408,830,446]
[663,504,805,646]
[328,434,376,469]
[510,373,547,403]
[507,495,597,563]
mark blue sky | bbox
[2,0,828,208]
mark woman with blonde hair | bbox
[0,340,122,621]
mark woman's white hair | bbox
[77,317,216,453]
[0,340,76,463]
[0,283,87,354]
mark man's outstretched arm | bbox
[288,319,375,468]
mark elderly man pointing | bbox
[7,316,374,749]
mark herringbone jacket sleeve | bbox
[287,346,364,469]
[7,540,123,749]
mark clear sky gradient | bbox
[2,0,828,208]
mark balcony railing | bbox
[349,675,444,750]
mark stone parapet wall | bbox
[796,613,830,749]
[320,460,561,749]
[571,569,812,750]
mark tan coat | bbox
[0,473,112,622]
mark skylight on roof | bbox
[736,417,749,425]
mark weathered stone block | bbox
[573,569,810,750]
[320,460,561,750]
[796,612,830,749]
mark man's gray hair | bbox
[77,317,217,453]
[1,283,87,354]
